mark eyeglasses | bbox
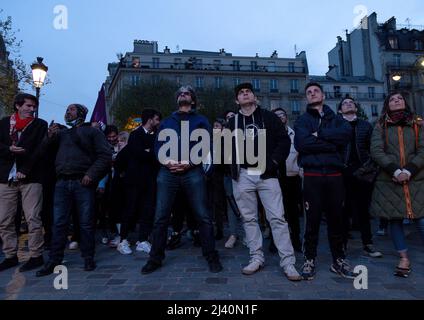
[179,91,191,96]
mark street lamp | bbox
[31,57,48,118]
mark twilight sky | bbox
[1,0,424,122]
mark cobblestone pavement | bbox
[0,220,423,300]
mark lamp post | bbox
[31,57,48,118]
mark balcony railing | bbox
[123,61,306,73]
[325,92,385,100]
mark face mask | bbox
[65,118,81,127]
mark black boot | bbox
[19,256,44,272]
[166,232,182,250]
[141,260,162,274]
[36,261,60,277]
[207,252,223,273]
[0,256,19,272]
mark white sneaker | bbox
[68,241,78,250]
[117,239,132,255]
[136,241,152,253]
[109,235,121,248]
[225,235,237,249]
[242,261,263,275]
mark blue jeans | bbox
[49,179,96,263]
[390,218,424,252]
[149,167,217,263]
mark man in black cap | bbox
[36,103,112,276]
[227,83,302,281]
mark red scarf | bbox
[9,112,34,144]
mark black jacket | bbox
[49,125,112,183]
[294,105,352,174]
[122,126,159,186]
[0,116,48,183]
[341,118,373,168]
[228,107,291,180]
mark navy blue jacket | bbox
[294,105,352,174]
[154,111,211,168]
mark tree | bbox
[0,11,32,115]
[111,79,237,130]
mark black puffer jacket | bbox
[294,105,352,174]
[341,118,373,167]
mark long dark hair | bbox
[378,91,413,127]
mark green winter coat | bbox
[370,120,424,220]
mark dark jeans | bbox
[303,175,345,263]
[279,175,302,245]
[149,167,217,264]
[49,179,96,263]
[171,190,198,233]
[208,171,226,233]
[120,179,156,242]
[342,174,374,247]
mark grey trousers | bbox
[232,169,295,268]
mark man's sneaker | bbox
[69,241,79,250]
[376,228,387,236]
[84,258,96,271]
[0,256,19,272]
[166,232,182,250]
[109,235,121,248]
[117,239,132,255]
[363,244,383,258]
[141,260,162,274]
[242,261,263,275]
[19,256,44,272]
[136,241,152,253]
[36,261,60,277]
[207,253,223,273]
[192,230,201,247]
[224,235,237,249]
[283,264,302,282]
[301,259,316,280]
[330,258,359,279]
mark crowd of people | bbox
[0,81,423,282]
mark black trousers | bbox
[342,174,374,246]
[208,172,226,233]
[303,175,345,263]
[279,175,303,245]
[120,180,156,242]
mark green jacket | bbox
[370,120,424,220]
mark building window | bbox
[252,79,260,91]
[152,75,160,85]
[268,62,276,72]
[233,78,241,86]
[334,86,341,98]
[131,75,140,86]
[233,60,240,71]
[213,60,221,70]
[368,87,375,99]
[371,105,378,117]
[291,100,300,115]
[414,40,423,51]
[132,57,140,68]
[152,58,160,69]
[393,54,401,67]
[194,59,203,70]
[388,37,398,49]
[215,77,223,89]
[196,76,204,89]
[174,58,182,69]
[290,79,299,93]
[251,61,258,71]
[289,62,295,72]
[350,86,358,98]
[270,79,278,92]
